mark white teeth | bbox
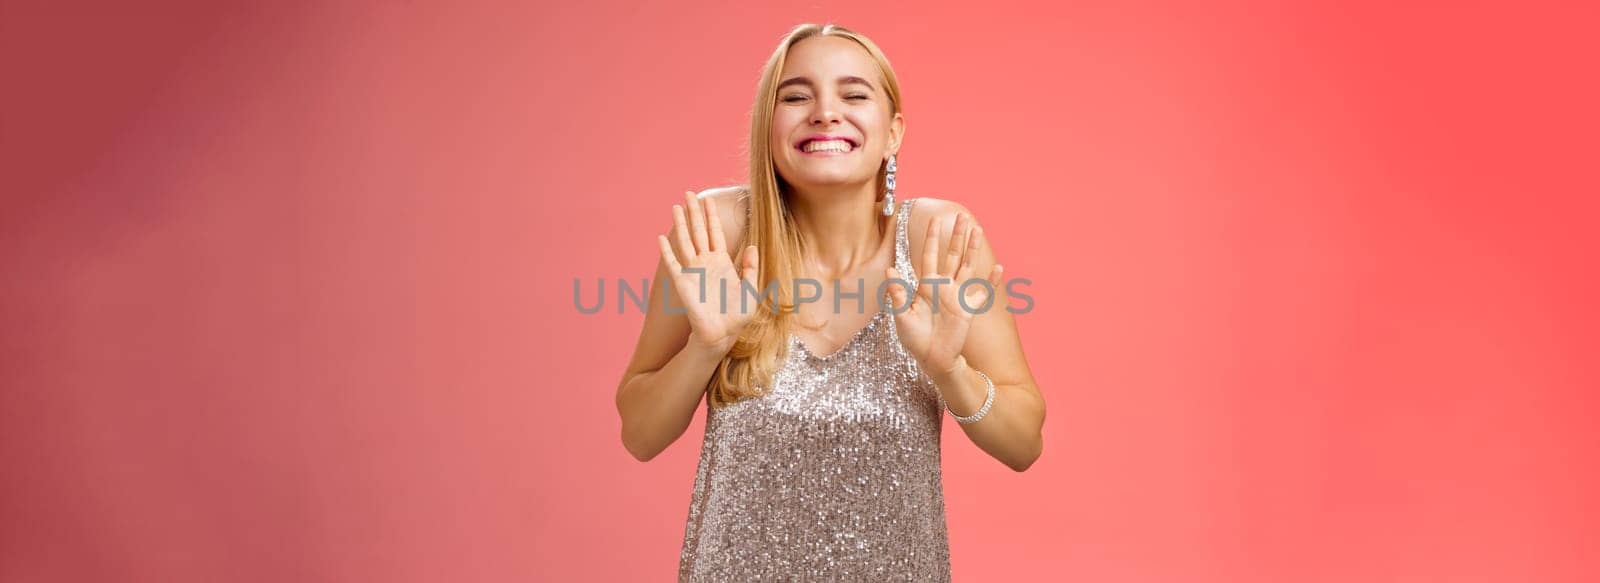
[802,139,853,153]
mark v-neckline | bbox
[791,309,888,361]
[788,198,912,362]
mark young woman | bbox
[615,23,1046,581]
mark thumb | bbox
[740,245,759,283]
[885,267,910,312]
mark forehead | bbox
[779,36,880,82]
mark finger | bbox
[705,194,727,254]
[942,213,970,277]
[685,191,709,255]
[658,234,682,271]
[741,245,759,283]
[979,263,1005,314]
[885,267,910,312]
[954,226,980,285]
[921,215,941,281]
[966,284,992,317]
[671,204,695,261]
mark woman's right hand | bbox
[657,190,761,355]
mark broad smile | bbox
[795,135,859,156]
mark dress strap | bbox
[893,198,919,293]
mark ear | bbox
[888,111,906,156]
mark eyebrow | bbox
[776,75,877,92]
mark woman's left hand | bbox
[884,213,1004,378]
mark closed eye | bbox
[781,94,867,103]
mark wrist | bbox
[925,354,969,386]
[685,333,736,361]
[928,357,997,425]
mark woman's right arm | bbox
[615,188,751,462]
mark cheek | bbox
[769,111,802,148]
[854,113,890,151]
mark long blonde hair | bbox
[706,23,904,407]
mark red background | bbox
[2,1,1596,581]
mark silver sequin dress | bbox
[678,198,950,582]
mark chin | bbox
[788,176,867,191]
[783,167,871,188]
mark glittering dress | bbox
[678,198,950,582]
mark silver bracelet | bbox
[947,368,996,424]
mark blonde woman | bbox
[615,23,1046,581]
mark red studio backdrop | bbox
[2,1,1596,581]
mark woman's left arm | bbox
[907,198,1046,472]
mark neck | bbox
[787,181,891,279]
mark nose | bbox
[809,100,842,126]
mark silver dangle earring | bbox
[882,154,898,216]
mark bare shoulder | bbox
[908,196,972,225]
[906,196,977,256]
[695,185,750,250]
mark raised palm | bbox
[658,191,760,353]
[885,213,1004,377]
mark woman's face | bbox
[769,36,904,193]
